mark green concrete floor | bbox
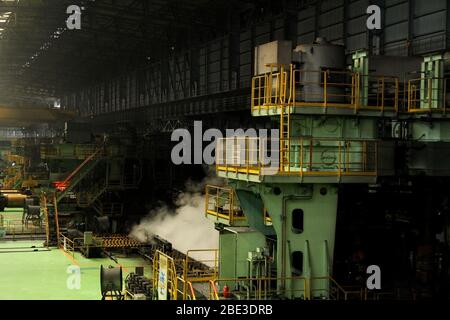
[1,207,44,236]
[1,207,152,300]
[2,207,24,220]
[0,240,152,300]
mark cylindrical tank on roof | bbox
[293,38,346,103]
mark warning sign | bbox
[158,255,168,300]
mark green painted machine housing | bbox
[219,226,267,282]
[227,181,338,299]
[212,46,439,299]
[291,116,377,139]
[216,104,384,299]
[211,43,450,299]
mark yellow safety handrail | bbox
[408,77,449,113]
[209,280,219,300]
[187,281,196,300]
[1,218,45,239]
[205,276,310,300]
[250,64,400,112]
[251,74,269,110]
[40,144,99,159]
[59,233,75,256]
[358,74,399,111]
[216,137,377,178]
[176,276,197,300]
[205,185,246,224]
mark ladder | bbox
[279,64,291,173]
[77,183,107,208]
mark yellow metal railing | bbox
[358,74,399,111]
[205,185,246,224]
[1,219,45,239]
[177,277,197,300]
[206,185,271,226]
[151,249,219,300]
[251,65,400,112]
[187,281,196,300]
[216,136,377,178]
[408,77,449,113]
[251,74,269,108]
[59,233,75,256]
[209,280,220,300]
[206,276,368,301]
[291,69,357,109]
[251,66,288,109]
[165,274,373,301]
[150,247,366,301]
[206,276,310,300]
[6,154,26,165]
[40,144,99,159]
[3,171,23,189]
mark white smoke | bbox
[130,176,225,256]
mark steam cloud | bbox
[130,176,225,256]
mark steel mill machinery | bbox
[0,138,43,219]
[0,105,75,191]
[40,127,143,248]
[1,138,52,191]
[203,39,450,300]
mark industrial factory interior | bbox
[0,0,450,304]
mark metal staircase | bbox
[76,183,108,208]
[55,149,103,203]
